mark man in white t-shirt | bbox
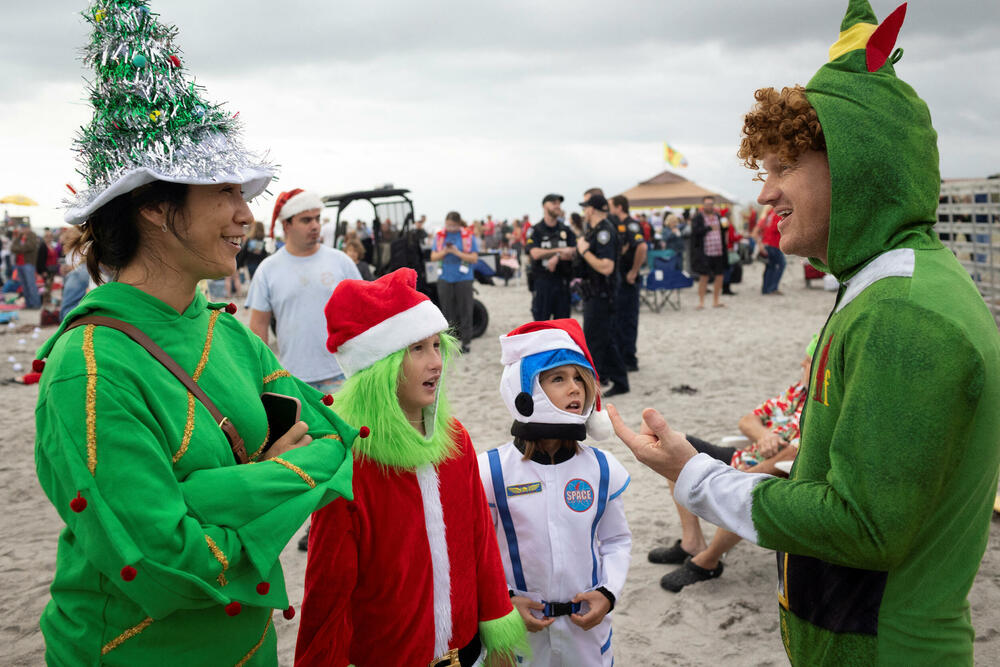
[247,189,361,393]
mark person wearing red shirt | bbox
[754,205,786,294]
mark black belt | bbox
[431,632,482,667]
[543,600,582,617]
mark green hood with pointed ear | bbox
[804,0,942,280]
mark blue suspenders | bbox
[488,448,528,591]
[590,448,610,587]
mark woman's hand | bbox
[569,590,611,631]
[261,421,312,460]
[510,595,554,633]
[755,431,785,458]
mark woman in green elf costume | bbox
[33,2,356,664]
[611,1,1000,665]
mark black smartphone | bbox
[259,392,302,458]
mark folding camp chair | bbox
[641,256,694,312]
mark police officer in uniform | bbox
[527,194,577,320]
[576,193,629,397]
[609,194,647,372]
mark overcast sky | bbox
[2,0,998,229]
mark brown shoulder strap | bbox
[65,315,249,464]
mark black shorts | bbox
[687,435,735,464]
[692,253,728,278]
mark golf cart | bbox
[321,187,489,339]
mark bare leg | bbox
[670,480,707,554]
[712,274,724,307]
[690,527,743,569]
[697,274,708,309]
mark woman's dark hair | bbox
[68,181,189,284]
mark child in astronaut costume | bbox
[478,319,632,666]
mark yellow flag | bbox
[663,142,688,168]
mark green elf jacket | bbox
[675,2,1000,665]
[34,282,356,666]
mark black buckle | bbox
[542,600,582,617]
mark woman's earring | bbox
[161,224,168,233]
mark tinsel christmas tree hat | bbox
[804,1,940,279]
[64,1,274,225]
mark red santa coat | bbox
[296,420,513,666]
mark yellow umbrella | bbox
[0,194,39,206]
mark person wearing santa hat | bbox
[296,268,527,666]
[478,319,632,666]
[246,189,360,395]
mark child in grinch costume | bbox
[610,1,1000,665]
[296,268,527,666]
[34,2,356,664]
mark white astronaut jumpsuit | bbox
[479,441,632,666]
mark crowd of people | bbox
[19,1,1000,666]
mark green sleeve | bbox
[180,334,357,578]
[751,302,984,570]
[36,371,352,619]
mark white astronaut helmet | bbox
[499,319,613,442]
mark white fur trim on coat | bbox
[416,463,452,657]
[334,300,449,377]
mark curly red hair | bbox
[738,86,825,173]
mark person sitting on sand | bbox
[648,339,814,592]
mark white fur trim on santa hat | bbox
[499,328,582,365]
[334,300,449,377]
[276,190,324,222]
[416,463,452,657]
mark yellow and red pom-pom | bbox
[256,582,270,595]
[225,602,242,616]
[121,566,137,582]
[32,359,45,373]
[283,605,296,620]
[321,394,334,406]
[358,426,370,439]
[70,492,87,513]
[225,303,237,314]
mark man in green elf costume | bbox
[610,1,1000,664]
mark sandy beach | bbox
[2,262,998,666]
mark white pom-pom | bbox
[586,408,614,442]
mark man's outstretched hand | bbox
[606,404,698,482]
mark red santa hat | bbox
[270,188,324,238]
[325,268,449,378]
[499,319,612,442]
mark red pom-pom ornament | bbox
[120,566,137,582]
[225,601,242,616]
[70,492,87,513]
[283,605,296,620]
[358,426,370,439]
[256,582,270,595]
[321,394,334,406]
[169,54,181,68]
[225,303,237,314]
[32,359,45,373]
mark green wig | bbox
[333,332,460,470]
